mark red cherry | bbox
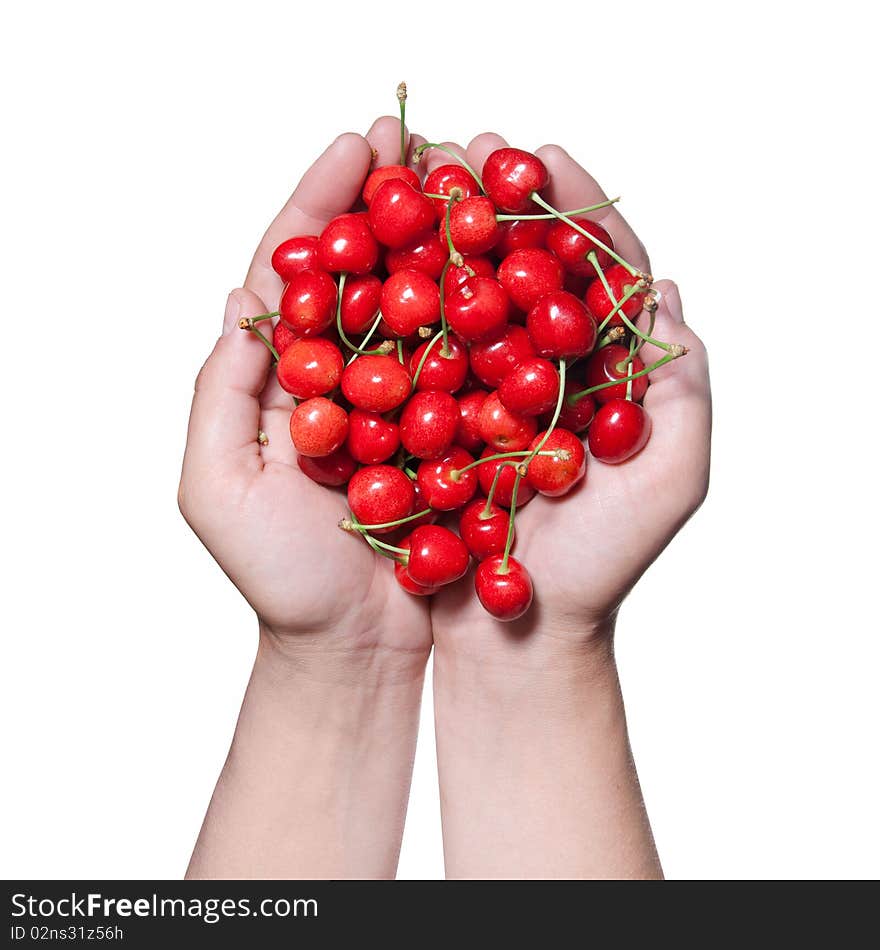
[271,235,320,281]
[297,447,357,487]
[494,218,552,258]
[385,230,448,280]
[317,213,379,275]
[546,218,614,275]
[477,391,537,452]
[555,383,596,434]
[279,269,337,336]
[525,429,586,496]
[447,196,500,254]
[409,336,468,393]
[368,179,435,249]
[454,389,488,452]
[588,399,652,463]
[411,481,439,526]
[498,357,560,416]
[399,390,460,460]
[584,343,647,404]
[341,354,412,412]
[394,538,441,596]
[277,337,343,399]
[527,290,597,359]
[459,499,512,561]
[445,277,510,343]
[441,255,496,300]
[475,555,533,621]
[469,325,535,388]
[346,409,400,465]
[289,397,349,458]
[272,321,298,356]
[347,465,415,533]
[405,525,470,587]
[476,448,536,508]
[497,248,565,312]
[423,164,480,219]
[584,264,645,326]
[361,165,420,207]
[416,447,478,511]
[339,274,382,335]
[482,147,549,214]
[380,269,441,337]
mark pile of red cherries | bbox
[241,86,686,621]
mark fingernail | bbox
[223,291,241,334]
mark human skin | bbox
[423,135,711,878]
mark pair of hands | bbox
[178,116,711,675]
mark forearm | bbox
[187,628,427,879]
[433,630,662,879]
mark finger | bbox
[245,133,374,308]
[465,132,510,177]
[183,288,273,480]
[366,115,411,168]
[534,144,650,274]
[421,140,467,176]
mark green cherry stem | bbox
[240,323,279,362]
[237,311,279,328]
[481,460,518,517]
[567,349,686,404]
[411,331,444,386]
[495,197,621,221]
[414,144,485,191]
[625,333,638,401]
[336,273,393,357]
[498,472,524,574]
[345,311,385,366]
[518,359,567,475]
[397,82,407,166]
[530,192,641,277]
[597,325,627,349]
[341,508,432,533]
[451,449,558,480]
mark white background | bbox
[2,0,878,880]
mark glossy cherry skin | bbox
[409,336,468,393]
[368,179,435,250]
[445,277,510,343]
[345,409,400,465]
[497,248,565,313]
[394,538,441,596]
[459,499,512,561]
[317,213,379,275]
[476,448,536,509]
[441,254,496,300]
[279,269,338,336]
[297,447,357,487]
[289,397,349,457]
[584,264,645,326]
[584,343,647,404]
[271,235,320,281]
[405,525,470,587]
[556,383,596,434]
[546,218,614,275]
[361,164,420,206]
[527,290,597,359]
[469,325,535,388]
[447,196,500,254]
[498,357,560,416]
[525,429,586,496]
[272,321,298,356]
[587,399,652,463]
[423,163,480,219]
[399,390,460,460]
[482,147,549,213]
[339,274,382,335]
[475,555,533,621]
[494,218,552,258]
[380,269,441,337]
[277,337,343,399]
[454,389,488,452]
[478,391,538,452]
[347,464,415,533]
[385,230,447,280]
[341,354,412,412]
[416,447,478,511]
